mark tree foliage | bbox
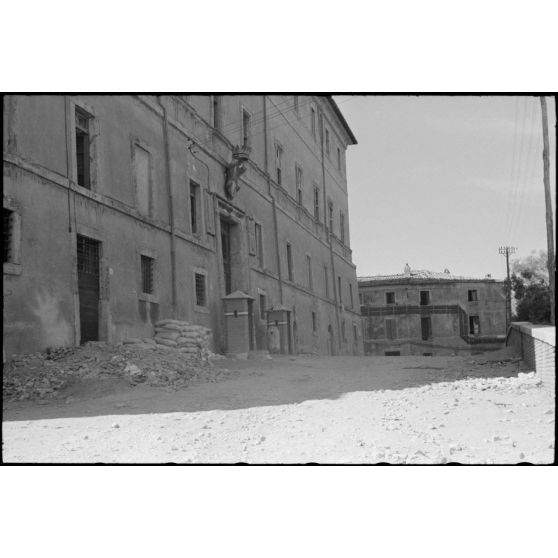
[510,250,551,324]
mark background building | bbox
[3,95,362,359]
[358,266,506,356]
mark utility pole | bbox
[540,96,555,325]
[499,246,517,330]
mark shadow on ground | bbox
[3,354,525,422]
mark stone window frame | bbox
[138,248,159,304]
[385,317,397,340]
[306,253,313,291]
[193,267,209,313]
[69,98,100,192]
[274,140,284,186]
[254,220,264,269]
[386,291,396,305]
[189,179,203,237]
[130,137,154,218]
[3,197,22,276]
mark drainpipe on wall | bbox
[264,95,284,305]
[158,96,178,319]
[319,104,342,353]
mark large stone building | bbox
[3,95,362,359]
[358,266,506,356]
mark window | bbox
[469,315,480,335]
[423,353,433,357]
[359,292,364,305]
[328,201,334,233]
[313,185,320,221]
[310,107,316,137]
[293,95,299,114]
[195,272,207,307]
[338,276,342,305]
[420,290,431,306]
[386,292,395,305]
[259,294,266,320]
[325,128,330,156]
[242,109,251,147]
[385,318,397,340]
[3,208,14,263]
[275,143,283,185]
[134,144,151,216]
[324,265,330,298]
[349,283,354,309]
[212,95,222,130]
[312,311,317,333]
[385,351,401,356]
[75,107,91,189]
[353,324,358,344]
[342,320,347,342]
[468,289,478,302]
[189,180,201,235]
[337,147,342,170]
[421,317,432,340]
[286,243,294,282]
[306,254,313,290]
[141,255,154,294]
[339,211,345,244]
[255,222,263,267]
[295,165,303,205]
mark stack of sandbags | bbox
[154,320,212,356]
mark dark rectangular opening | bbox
[77,235,101,344]
[3,208,14,263]
[212,95,221,130]
[195,273,206,307]
[259,294,266,320]
[385,351,400,356]
[242,109,251,147]
[338,276,342,304]
[421,316,432,340]
[255,222,263,267]
[75,107,91,189]
[469,315,480,335]
[313,186,320,221]
[190,180,200,235]
[468,289,478,302]
[221,219,233,294]
[312,311,317,333]
[386,291,395,305]
[420,290,430,306]
[141,255,154,294]
[286,243,293,282]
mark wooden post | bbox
[540,97,555,325]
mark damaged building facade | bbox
[3,95,362,359]
[358,267,507,356]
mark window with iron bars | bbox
[77,235,100,274]
[141,255,154,294]
[195,273,207,307]
[3,208,14,263]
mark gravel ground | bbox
[2,352,555,464]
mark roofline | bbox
[327,97,358,145]
[357,277,504,286]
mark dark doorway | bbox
[247,299,255,351]
[421,316,432,340]
[220,218,233,294]
[77,235,100,343]
[385,350,401,356]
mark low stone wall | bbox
[507,322,555,390]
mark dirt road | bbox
[2,354,555,464]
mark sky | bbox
[335,95,556,280]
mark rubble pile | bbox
[3,342,230,403]
[123,319,214,361]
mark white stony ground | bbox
[2,353,555,464]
